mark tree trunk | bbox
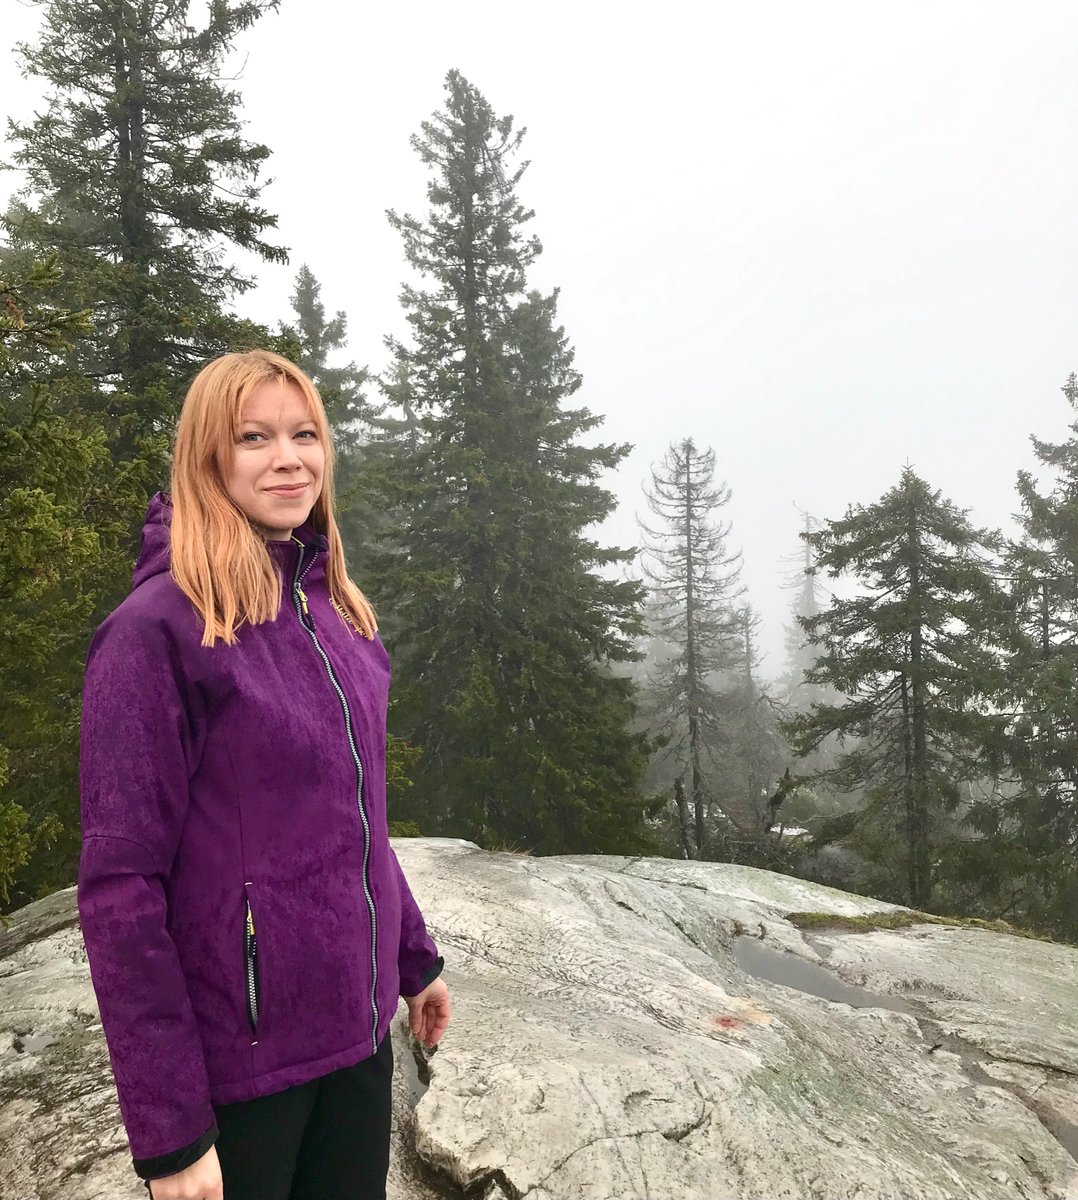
[674,776,692,859]
[113,4,154,388]
[690,713,705,859]
[907,502,932,908]
[899,670,916,902]
[682,453,707,859]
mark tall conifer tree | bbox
[279,264,378,568]
[784,467,1012,908]
[1,0,285,899]
[282,265,370,432]
[637,437,746,858]
[4,0,286,467]
[0,259,137,906]
[361,71,651,853]
[966,373,1078,938]
[722,605,789,838]
[778,509,832,710]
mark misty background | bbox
[5,0,1074,675]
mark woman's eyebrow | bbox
[239,417,317,428]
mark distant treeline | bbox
[1,2,1074,944]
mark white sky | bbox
[4,0,1077,678]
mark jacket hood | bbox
[131,490,328,591]
[132,491,175,589]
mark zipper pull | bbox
[296,585,316,630]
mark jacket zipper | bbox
[244,893,259,1033]
[289,538,379,1047]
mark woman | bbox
[77,349,450,1200]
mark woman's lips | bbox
[265,483,308,495]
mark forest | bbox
[1,0,1075,945]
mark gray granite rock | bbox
[1,840,1076,1200]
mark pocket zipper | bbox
[244,894,260,1033]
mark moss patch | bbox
[785,909,1067,946]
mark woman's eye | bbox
[238,430,316,443]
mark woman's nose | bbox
[271,437,303,468]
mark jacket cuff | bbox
[420,954,445,990]
[402,954,444,997]
[133,1121,218,1181]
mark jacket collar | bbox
[134,490,328,589]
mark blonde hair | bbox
[169,349,378,647]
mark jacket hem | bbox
[133,1120,219,1181]
[208,1020,394,1106]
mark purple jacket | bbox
[77,492,442,1181]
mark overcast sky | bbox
[4,0,1077,678]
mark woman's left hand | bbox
[404,977,451,1049]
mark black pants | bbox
[208,1032,393,1200]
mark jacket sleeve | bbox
[389,845,444,996]
[77,607,218,1177]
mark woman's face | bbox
[224,377,326,541]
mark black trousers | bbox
[185,1031,394,1200]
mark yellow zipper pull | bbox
[298,587,309,616]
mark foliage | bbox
[278,264,385,577]
[387,820,423,838]
[1,0,284,907]
[636,437,749,857]
[4,0,286,464]
[0,259,139,908]
[0,254,89,370]
[785,908,1064,946]
[783,466,1014,908]
[948,372,1078,941]
[358,71,654,854]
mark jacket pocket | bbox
[243,892,261,1033]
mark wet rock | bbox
[398,841,1078,1200]
[2,841,1077,1200]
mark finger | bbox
[430,1005,450,1043]
[423,1001,448,1046]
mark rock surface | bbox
[2,839,1077,1199]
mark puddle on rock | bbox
[803,934,834,960]
[734,939,1078,1166]
[733,936,914,1015]
[1049,1119,1078,1161]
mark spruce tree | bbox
[773,509,855,848]
[637,437,746,858]
[783,466,1013,909]
[0,259,138,907]
[361,71,652,853]
[1,0,286,901]
[279,264,378,568]
[4,0,286,465]
[778,509,832,710]
[965,373,1078,938]
[281,264,371,433]
[723,605,790,840]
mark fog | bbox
[4,0,1076,676]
